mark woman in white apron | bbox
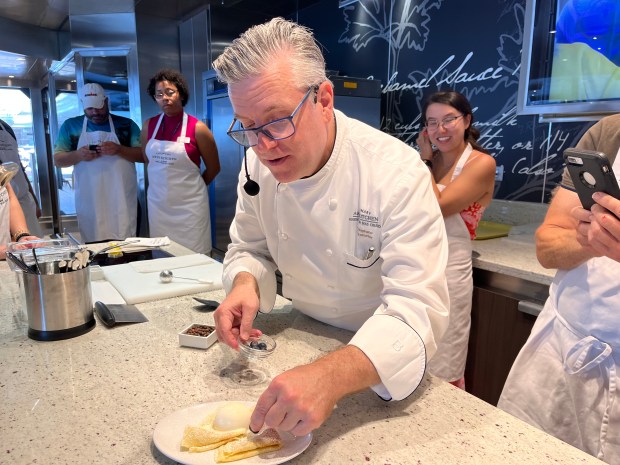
[417,91,496,388]
[499,115,620,463]
[0,120,42,237]
[75,115,138,243]
[142,69,220,255]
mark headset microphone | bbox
[243,152,260,196]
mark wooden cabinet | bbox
[464,268,548,406]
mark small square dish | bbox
[178,323,218,349]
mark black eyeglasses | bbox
[227,86,318,148]
[425,114,465,131]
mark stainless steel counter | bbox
[0,259,602,465]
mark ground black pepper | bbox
[184,325,215,337]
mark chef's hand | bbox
[249,361,340,437]
[574,192,620,262]
[99,141,121,156]
[415,128,434,161]
[79,145,100,162]
[250,345,380,436]
[213,272,262,350]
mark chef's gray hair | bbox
[212,17,328,90]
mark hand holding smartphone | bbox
[563,148,620,210]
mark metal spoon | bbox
[159,269,213,284]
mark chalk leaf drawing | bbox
[339,0,445,133]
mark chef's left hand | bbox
[249,362,340,437]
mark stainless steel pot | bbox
[19,266,95,341]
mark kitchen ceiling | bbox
[0,0,319,82]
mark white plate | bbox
[153,401,313,465]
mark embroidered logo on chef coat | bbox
[350,209,381,239]
[350,209,380,228]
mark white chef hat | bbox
[80,83,107,109]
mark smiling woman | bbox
[417,90,497,389]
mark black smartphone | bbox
[563,148,620,210]
[88,144,99,152]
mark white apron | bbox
[0,186,10,246]
[499,147,620,463]
[75,115,137,243]
[145,113,211,254]
[428,145,474,382]
[0,124,42,237]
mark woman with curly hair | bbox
[142,69,221,254]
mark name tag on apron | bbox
[177,136,191,144]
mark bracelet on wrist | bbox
[422,159,433,168]
[13,231,31,242]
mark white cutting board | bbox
[101,254,223,304]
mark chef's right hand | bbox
[213,271,262,350]
[79,145,99,162]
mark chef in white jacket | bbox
[499,113,620,464]
[212,18,450,437]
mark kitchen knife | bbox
[94,301,149,327]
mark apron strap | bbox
[450,143,473,181]
[150,113,165,142]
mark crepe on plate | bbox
[215,428,283,463]
[181,403,253,452]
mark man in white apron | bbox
[53,83,142,243]
[499,113,620,464]
[0,118,42,237]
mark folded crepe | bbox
[215,428,283,463]
[181,412,247,452]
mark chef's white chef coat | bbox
[223,110,450,401]
[499,145,620,463]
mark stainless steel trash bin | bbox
[19,266,95,341]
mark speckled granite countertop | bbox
[473,200,556,286]
[0,258,600,464]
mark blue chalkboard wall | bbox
[297,0,597,203]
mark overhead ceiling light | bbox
[8,75,14,78]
